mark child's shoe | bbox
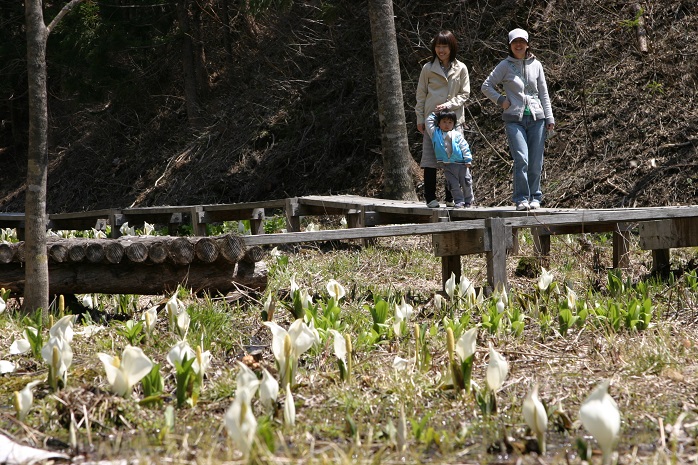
[426,200,440,208]
[454,202,466,208]
[446,201,455,207]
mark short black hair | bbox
[435,110,457,126]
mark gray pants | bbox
[443,163,473,205]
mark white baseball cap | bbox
[508,28,529,44]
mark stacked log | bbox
[0,233,266,295]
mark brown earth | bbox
[0,0,696,213]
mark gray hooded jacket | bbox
[481,54,554,125]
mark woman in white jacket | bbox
[481,28,555,211]
[415,30,470,208]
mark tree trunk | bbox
[24,0,50,316]
[177,0,203,128]
[367,0,418,201]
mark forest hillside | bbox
[0,0,696,213]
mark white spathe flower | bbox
[142,306,158,333]
[455,328,477,362]
[98,346,153,397]
[299,289,313,309]
[120,222,136,236]
[82,294,96,309]
[166,340,196,369]
[496,296,506,314]
[290,275,299,295]
[393,297,413,336]
[224,388,257,456]
[486,344,508,392]
[0,360,16,374]
[305,222,319,232]
[445,272,457,299]
[433,293,444,311]
[41,336,73,381]
[306,318,321,346]
[0,296,5,314]
[260,368,279,410]
[284,383,296,426]
[523,383,548,454]
[14,380,41,420]
[392,356,414,372]
[270,247,281,257]
[166,293,186,317]
[326,279,346,301]
[566,286,577,309]
[49,314,75,343]
[176,310,190,337]
[579,380,621,465]
[10,327,37,355]
[458,276,476,304]
[194,346,211,378]
[538,267,554,291]
[264,320,316,386]
[340,217,348,228]
[142,222,155,236]
[91,228,107,239]
[328,329,347,366]
[235,361,260,396]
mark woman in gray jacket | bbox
[481,28,555,211]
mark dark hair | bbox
[431,30,458,63]
[435,110,457,126]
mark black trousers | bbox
[423,167,453,203]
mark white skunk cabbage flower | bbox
[142,306,158,333]
[433,293,444,311]
[41,336,73,381]
[326,279,346,301]
[224,387,257,456]
[538,267,554,291]
[486,344,508,392]
[455,327,477,362]
[260,368,279,411]
[10,327,37,355]
[496,296,506,314]
[579,380,620,465]
[176,310,190,337]
[328,329,347,367]
[82,294,96,309]
[393,297,413,336]
[458,276,476,304]
[235,361,260,396]
[14,380,42,420]
[444,272,457,299]
[98,346,153,397]
[167,340,196,368]
[49,314,75,343]
[392,356,414,372]
[142,222,155,236]
[264,320,316,387]
[119,222,135,236]
[523,383,548,454]
[284,383,296,426]
[0,296,5,314]
[566,286,577,309]
[1,360,16,374]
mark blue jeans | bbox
[505,116,546,204]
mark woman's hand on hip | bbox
[502,99,511,110]
[417,123,425,134]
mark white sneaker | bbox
[516,200,530,211]
[529,200,541,209]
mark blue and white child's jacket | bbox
[426,112,473,165]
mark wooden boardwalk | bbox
[2,194,698,292]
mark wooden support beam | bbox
[285,197,301,232]
[613,229,631,269]
[486,218,509,291]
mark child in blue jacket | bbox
[425,111,474,207]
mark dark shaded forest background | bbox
[1,0,696,213]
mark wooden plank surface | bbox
[639,217,698,249]
[242,219,487,246]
